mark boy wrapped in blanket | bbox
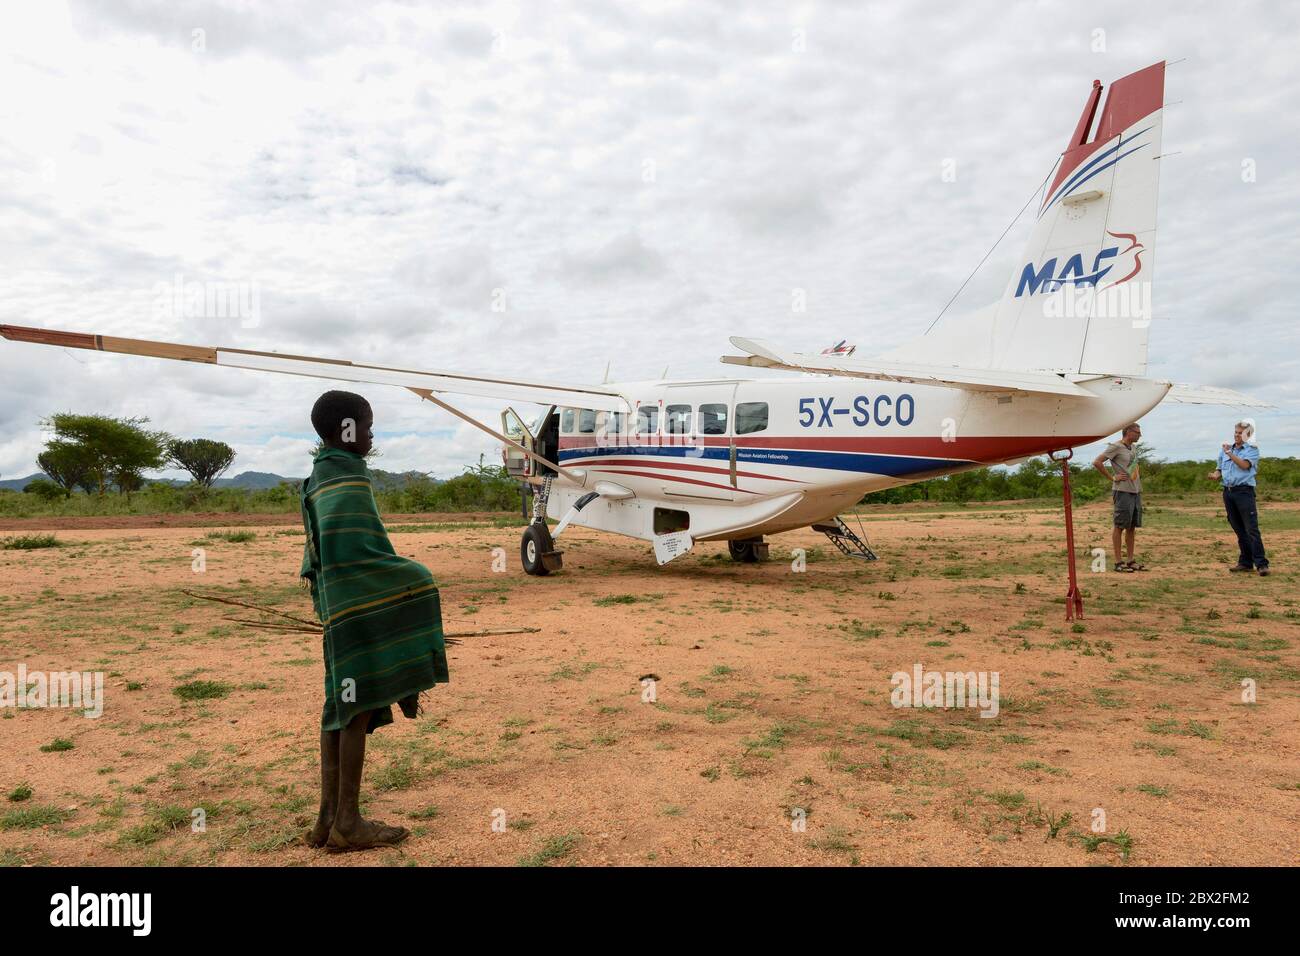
[300,390,449,852]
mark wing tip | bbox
[0,324,100,350]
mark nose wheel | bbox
[521,477,564,576]
[521,524,564,575]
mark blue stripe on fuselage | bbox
[559,443,970,478]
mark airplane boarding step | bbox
[812,516,878,561]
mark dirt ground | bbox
[1,498,1297,867]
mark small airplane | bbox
[1,60,1268,576]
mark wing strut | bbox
[406,387,586,486]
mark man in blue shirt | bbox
[1207,420,1269,576]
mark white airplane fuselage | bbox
[533,374,1169,544]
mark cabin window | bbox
[735,402,769,435]
[699,403,729,435]
[578,409,597,434]
[596,411,624,444]
[635,406,659,435]
[664,404,692,435]
[561,408,575,434]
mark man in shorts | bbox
[1093,423,1145,572]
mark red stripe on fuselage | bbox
[566,456,805,484]
[594,469,758,495]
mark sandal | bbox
[325,821,410,853]
[1129,561,1147,571]
[1114,562,1134,573]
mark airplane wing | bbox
[0,324,628,412]
[721,336,1096,398]
[1160,382,1273,408]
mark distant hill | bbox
[0,473,46,492]
[211,471,300,489]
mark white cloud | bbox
[1,0,1297,484]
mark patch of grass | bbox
[593,594,640,607]
[6,783,33,803]
[205,530,257,543]
[1134,741,1176,757]
[879,718,966,751]
[1,804,70,830]
[547,661,600,682]
[999,695,1045,715]
[838,620,883,641]
[1,534,62,550]
[1091,688,1126,709]
[809,826,856,853]
[703,702,739,724]
[39,738,75,753]
[1146,719,1214,740]
[1045,810,1073,839]
[1075,828,1135,861]
[744,721,799,753]
[148,803,193,830]
[518,832,582,867]
[409,805,440,820]
[1136,784,1170,797]
[371,758,418,792]
[1017,760,1067,776]
[172,680,231,701]
[987,790,1027,810]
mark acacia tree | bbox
[38,414,170,496]
[167,438,237,488]
[36,445,94,498]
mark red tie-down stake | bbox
[1049,448,1084,621]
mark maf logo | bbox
[1015,231,1144,297]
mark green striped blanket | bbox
[299,446,449,733]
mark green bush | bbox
[21,478,65,502]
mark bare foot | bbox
[326,818,410,853]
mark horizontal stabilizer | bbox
[0,324,628,412]
[722,337,1095,398]
[1161,382,1273,408]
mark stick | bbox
[190,589,537,640]
[221,616,319,633]
[219,615,535,641]
[444,626,541,638]
[182,589,319,627]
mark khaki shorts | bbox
[1113,491,1142,529]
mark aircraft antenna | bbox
[921,160,1057,336]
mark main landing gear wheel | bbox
[522,524,559,576]
[728,538,768,563]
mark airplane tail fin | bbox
[892,62,1167,377]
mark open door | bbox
[501,406,556,478]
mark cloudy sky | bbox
[1,0,1296,482]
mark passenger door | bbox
[661,383,738,500]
